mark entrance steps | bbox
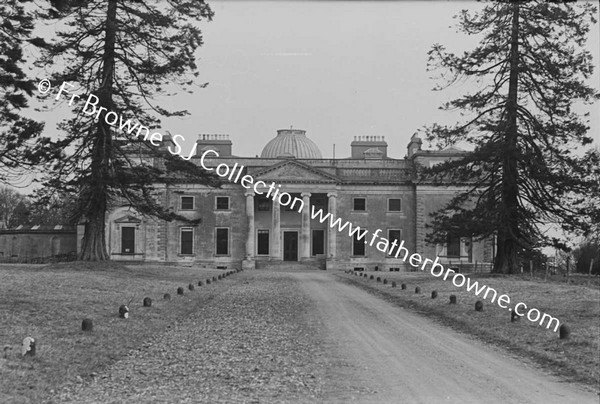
[255,260,325,271]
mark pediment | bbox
[252,161,338,183]
[114,214,142,223]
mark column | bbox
[271,198,281,259]
[327,192,337,258]
[245,192,254,258]
[300,192,311,260]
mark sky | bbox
[153,0,599,159]
[25,0,600,165]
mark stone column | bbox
[242,191,255,269]
[271,198,281,260]
[245,192,255,258]
[327,192,337,259]
[300,192,311,260]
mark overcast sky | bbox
[27,0,600,163]
[154,0,599,159]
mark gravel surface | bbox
[48,271,335,404]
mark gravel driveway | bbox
[48,270,597,404]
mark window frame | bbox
[352,197,367,212]
[387,198,402,212]
[352,232,366,256]
[257,229,269,255]
[180,227,194,255]
[387,229,402,256]
[215,196,230,210]
[180,196,195,210]
[215,227,230,256]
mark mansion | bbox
[89,129,494,270]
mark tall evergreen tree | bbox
[0,0,45,183]
[36,0,219,260]
[424,1,599,274]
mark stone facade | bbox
[93,130,494,270]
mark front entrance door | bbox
[283,231,298,261]
[121,227,135,254]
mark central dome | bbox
[260,129,322,159]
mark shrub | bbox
[163,293,171,300]
[206,279,211,285]
[370,275,374,280]
[143,297,152,307]
[511,309,520,322]
[198,280,203,286]
[415,286,421,294]
[177,287,184,295]
[431,290,438,299]
[449,295,457,304]
[392,281,397,288]
[376,277,381,282]
[401,283,406,290]
[188,283,195,291]
[383,279,388,285]
[475,300,483,311]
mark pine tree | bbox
[424,1,599,274]
[0,0,45,183]
[36,0,219,260]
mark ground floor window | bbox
[447,233,461,258]
[312,229,325,256]
[121,227,135,254]
[257,229,269,255]
[387,229,402,256]
[353,232,366,256]
[180,227,194,255]
[216,228,229,255]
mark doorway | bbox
[283,231,298,261]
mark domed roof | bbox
[260,129,322,159]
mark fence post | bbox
[544,261,548,282]
[566,256,570,284]
[589,258,595,285]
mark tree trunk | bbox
[493,2,520,274]
[78,0,117,261]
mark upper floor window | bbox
[181,196,194,210]
[353,197,366,211]
[216,196,230,210]
[257,196,271,211]
[388,198,402,212]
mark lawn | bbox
[339,270,600,390]
[0,261,236,404]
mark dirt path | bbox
[295,271,598,403]
[49,270,597,403]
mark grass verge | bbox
[0,261,236,403]
[338,270,600,391]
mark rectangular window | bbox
[121,227,135,254]
[216,228,229,255]
[257,230,269,255]
[353,197,366,211]
[257,197,271,211]
[180,227,194,255]
[181,196,194,210]
[310,196,327,213]
[388,198,402,212]
[447,233,461,258]
[215,196,229,210]
[353,233,366,256]
[388,229,402,256]
[312,229,325,256]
